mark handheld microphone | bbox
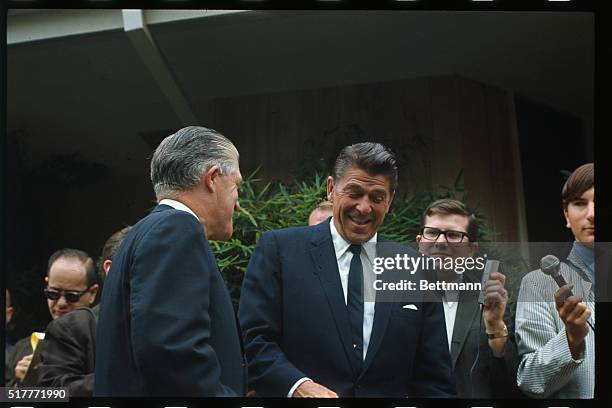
[540,255,573,297]
[478,259,499,305]
[540,254,594,332]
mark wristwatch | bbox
[486,324,509,339]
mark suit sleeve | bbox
[38,311,95,396]
[5,338,32,387]
[485,303,523,398]
[515,274,584,398]
[238,231,307,396]
[408,301,456,397]
[130,213,236,397]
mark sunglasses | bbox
[44,286,92,303]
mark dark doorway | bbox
[515,95,590,268]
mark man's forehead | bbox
[229,167,243,182]
[425,213,469,231]
[337,169,391,191]
[48,257,88,285]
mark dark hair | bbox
[562,163,593,210]
[47,248,97,287]
[101,226,132,262]
[422,199,479,241]
[331,142,398,192]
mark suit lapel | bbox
[308,221,359,375]
[450,288,480,368]
[361,301,391,375]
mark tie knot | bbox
[349,244,361,256]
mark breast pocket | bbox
[390,303,420,320]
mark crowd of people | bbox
[3,126,596,399]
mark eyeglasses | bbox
[420,227,469,243]
[44,287,92,303]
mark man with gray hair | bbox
[94,126,246,397]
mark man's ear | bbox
[89,284,100,305]
[203,164,221,193]
[563,208,571,229]
[103,260,113,276]
[44,276,49,285]
[326,176,335,202]
[416,235,422,244]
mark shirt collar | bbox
[159,199,199,222]
[572,241,594,267]
[329,217,377,262]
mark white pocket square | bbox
[402,304,418,310]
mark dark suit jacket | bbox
[38,307,97,396]
[4,336,34,387]
[448,275,522,398]
[94,204,246,397]
[238,220,455,397]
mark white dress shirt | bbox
[159,199,199,221]
[442,292,459,352]
[288,218,377,397]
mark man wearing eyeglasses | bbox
[38,226,131,396]
[416,199,521,398]
[5,249,98,387]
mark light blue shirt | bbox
[571,241,594,286]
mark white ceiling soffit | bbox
[7,9,250,45]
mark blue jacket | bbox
[94,204,246,396]
[238,219,455,397]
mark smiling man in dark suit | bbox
[239,142,455,398]
[94,126,246,397]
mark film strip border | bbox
[2,400,605,408]
[1,0,601,11]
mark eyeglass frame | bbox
[420,226,469,243]
[43,285,94,303]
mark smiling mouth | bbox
[349,216,371,226]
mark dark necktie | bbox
[347,244,364,371]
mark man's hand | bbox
[292,380,338,398]
[555,283,591,359]
[482,271,509,357]
[482,271,508,328]
[14,354,33,382]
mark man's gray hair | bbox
[151,126,239,200]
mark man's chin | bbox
[345,231,375,244]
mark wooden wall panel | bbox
[208,75,525,241]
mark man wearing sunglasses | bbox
[416,199,521,398]
[5,249,98,387]
[38,226,131,396]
